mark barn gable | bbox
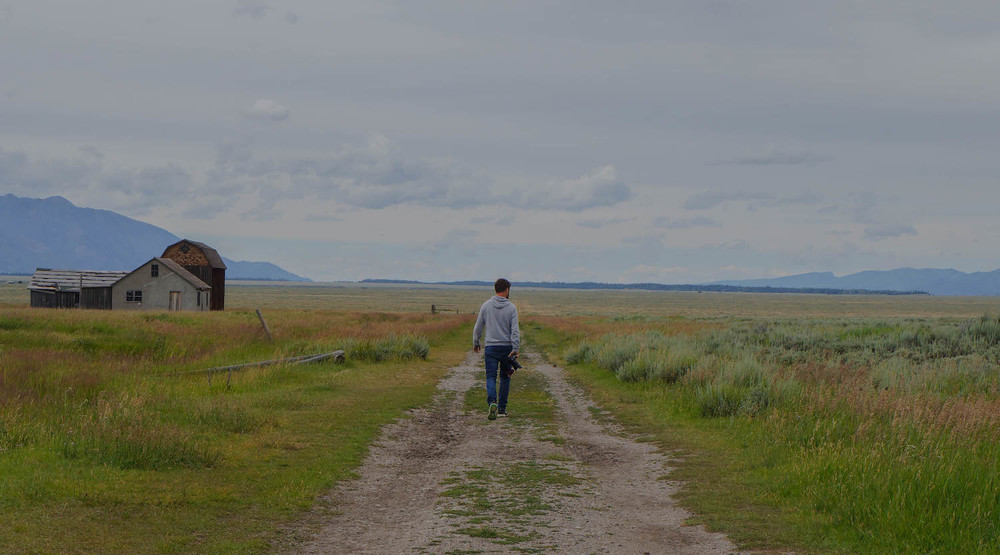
[161,239,226,310]
[111,257,211,311]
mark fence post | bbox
[256,308,273,342]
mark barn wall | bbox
[112,260,209,311]
[59,292,77,308]
[30,290,55,308]
[30,290,79,308]
[211,268,225,310]
[81,287,112,310]
[183,265,213,286]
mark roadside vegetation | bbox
[536,314,1000,553]
[0,307,471,552]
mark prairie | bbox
[3,281,1000,552]
[0,303,471,552]
[6,278,1000,316]
[540,313,1000,553]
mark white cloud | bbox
[683,191,826,211]
[203,137,629,213]
[523,165,629,212]
[683,191,772,210]
[708,149,829,166]
[100,164,193,216]
[620,265,692,282]
[232,0,270,19]
[304,213,340,222]
[576,217,632,229]
[0,147,100,198]
[78,146,104,160]
[285,11,299,24]
[653,216,720,229]
[244,98,290,121]
[864,223,918,240]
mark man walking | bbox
[473,278,520,420]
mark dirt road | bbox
[290,352,737,554]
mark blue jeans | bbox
[484,345,512,411]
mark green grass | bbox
[0,307,472,552]
[547,315,1000,553]
[440,461,581,547]
[560,361,831,552]
[6,285,1000,552]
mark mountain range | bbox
[3,193,996,295]
[712,269,1000,296]
[0,194,309,281]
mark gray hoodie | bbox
[473,295,520,352]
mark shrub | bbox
[717,355,767,388]
[593,334,642,372]
[961,314,1000,346]
[696,383,744,417]
[564,343,593,365]
[344,334,430,362]
[738,386,773,416]
[651,340,700,384]
[616,353,651,382]
[870,358,915,392]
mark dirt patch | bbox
[288,352,738,554]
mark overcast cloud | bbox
[1,1,998,282]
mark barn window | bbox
[151,264,159,277]
[197,291,201,306]
[126,290,143,302]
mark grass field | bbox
[535,313,1000,553]
[0,305,471,552]
[6,278,1000,317]
[4,282,1000,552]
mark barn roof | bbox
[155,257,212,290]
[162,239,227,270]
[117,258,211,290]
[29,269,128,293]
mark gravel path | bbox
[290,352,738,554]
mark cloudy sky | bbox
[2,1,999,282]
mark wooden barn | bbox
[111,258,212,311]
[28,269,128,309]
[161,239,226,310]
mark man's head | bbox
[494,278,511,296]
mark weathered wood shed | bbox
[28,269,128,309]
[111,258,212,311]
[161,239,226,310]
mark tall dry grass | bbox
[0,303,472,552]
[0,307,471,464]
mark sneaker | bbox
[488,403,498,420]
[497,410,507,418]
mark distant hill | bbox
[225,260,309,281]
[0,194,310,281]
[360,279,926,295]
[712,268,1000,296]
